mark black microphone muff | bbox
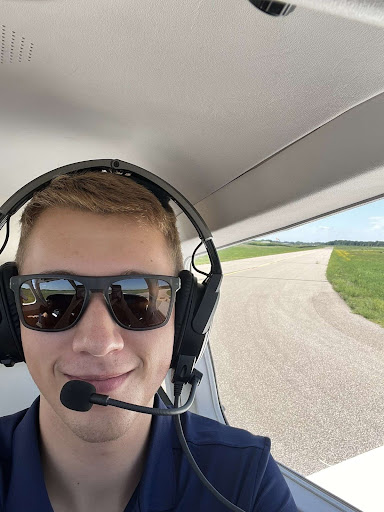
[60,380,96,412]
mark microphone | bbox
[60,371,202,416]
[60,380,95,411]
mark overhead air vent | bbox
[248,1,296,16]
[1,25,34,64]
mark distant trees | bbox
[327,240,384,247]
[251,239,384,247]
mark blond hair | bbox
[15,171,183,273]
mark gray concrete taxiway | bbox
[205,248,384,476]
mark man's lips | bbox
[64,371,132,394]
[66,373,127,380]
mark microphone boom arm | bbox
[90,371,202,416]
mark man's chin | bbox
[40,380,156,443]
[64,405,141,443]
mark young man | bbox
[0,171,297,511]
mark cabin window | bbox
[196,197,384,511]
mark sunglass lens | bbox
[109,278,171,329]
[20,278,85,330]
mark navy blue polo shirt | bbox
[0,395,297,511]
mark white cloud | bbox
[317,226,331,231]
[369,216,384,231]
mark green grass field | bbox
[195,243,316,265]
[326,247,384,328]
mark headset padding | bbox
[173,270,195,362]
[0,262,24,363]
[173,269,208,369]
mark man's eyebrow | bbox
[36,269,155,276]
[37,270,74,275]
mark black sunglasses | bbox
[10,274,181,332]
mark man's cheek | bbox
[21,329,38,368]
[21,330,54,382]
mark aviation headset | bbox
[0,159,222,384]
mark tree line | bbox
[326,240,384,247]
[252,240,384,247]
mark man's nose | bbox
[71,293,125,357]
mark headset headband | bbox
[0,159,221,276]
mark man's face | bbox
[20,207,176,442]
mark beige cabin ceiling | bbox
[0,0,383,257]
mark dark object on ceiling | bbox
[248,0,296,16]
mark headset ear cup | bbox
[0,262,24,365]
[173,270,195,366]
[172,270,208,371]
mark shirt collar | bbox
[5,394,176,512]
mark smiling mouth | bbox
[64,372,131,394]
[66,373,126,380]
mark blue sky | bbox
[257,198,384,243]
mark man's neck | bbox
[38,396,153,512]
